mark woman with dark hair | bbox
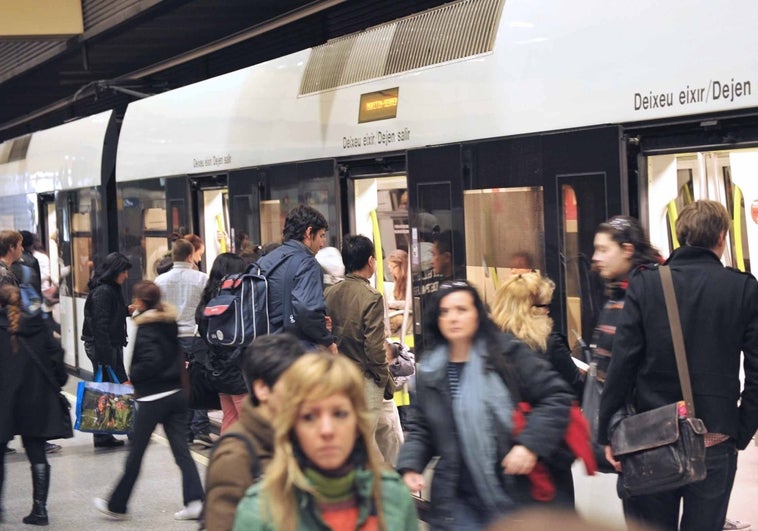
[95,280,204,521]
[183,234,206,271]
[0,285,72,526]
[397,281,573,529]
[81,252,132,448]
[233,352,418,531]
[586,216,662,474]
[195,252,248,432]
[591,216,662,382]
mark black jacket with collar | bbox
[130,304,183,398]
[598,246,758,449]
[81,280,129,363]
[396,332,573,527]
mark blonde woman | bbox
[491,272,583,508]
[233,353,418,531]
[492,273,583,398]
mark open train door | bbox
[406,145,464,352]
[546,126,626,345]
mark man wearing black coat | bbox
[598,200,758,531]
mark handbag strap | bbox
[659,265,696,417]
[18,336,62,392]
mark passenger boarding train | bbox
[1,0,758,372]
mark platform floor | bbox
[2,376,757,530]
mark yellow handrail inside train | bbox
[369,209,384,295]
[666,200,679,250]
[733,185,745,271]
[215,214,227,253]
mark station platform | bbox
[3,375,758,530]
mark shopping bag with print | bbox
[74,366,136,435]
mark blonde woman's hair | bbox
[0,284,21,352]
[261,353,386,531]
[491,272,554,352]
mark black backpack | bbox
[202,252,305,348]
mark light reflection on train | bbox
[1,0,758,373]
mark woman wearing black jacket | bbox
[81,252,131,448]
[397,281,573,530]
[94,280,204,521]
[0,285,73,526]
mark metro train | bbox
[1,0,758,373]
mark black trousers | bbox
[108,390,203,513]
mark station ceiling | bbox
[0,0,450,143]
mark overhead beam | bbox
[0,0,347,135]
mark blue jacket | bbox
[257,240,333,347]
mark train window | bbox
[463,187,544,306]
[0,193,36,231]
[69,187,107,297]
[117,179,167,291]
[414,182,459,299]
[265,172,339,247]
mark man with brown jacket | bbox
[203,334,305,531]
[324,235,390,458]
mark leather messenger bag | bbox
[610,265,707,498]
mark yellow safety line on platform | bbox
[62,391,210,467]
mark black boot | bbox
[22,464,49,526]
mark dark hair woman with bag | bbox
[195,252,248,432]
[94,280,204,521]
[396,280,574,529]
[81,252,132,448]
[0,284,73,526]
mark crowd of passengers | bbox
[1,199,757,531]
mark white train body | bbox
[115,0,758,181]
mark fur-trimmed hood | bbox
[132,303,178,326]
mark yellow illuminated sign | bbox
[0,0,83,37]
[359,88,399,123]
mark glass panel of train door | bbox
[407,145,463,350]
[228,168,260,254]
[544,126,624,345]
[259,160,339,248]
[55,192,78,368]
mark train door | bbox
[191,176,230,272]
[646,148,756,272]
[345,159,411,342]
[38,194,61,331]
[56,187,111,372]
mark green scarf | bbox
[304,467,356,504]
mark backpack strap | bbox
[257,249,310,335]
[211,431,263,480]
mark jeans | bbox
[178,337,210,437]
[108,391,203,513]
[623,440,738,531]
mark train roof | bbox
[0,110,114,195]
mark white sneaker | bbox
[174,500,203,520]
[93,497,129,520]
[724,518,751,530]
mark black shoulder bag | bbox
[610,265,707,498]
